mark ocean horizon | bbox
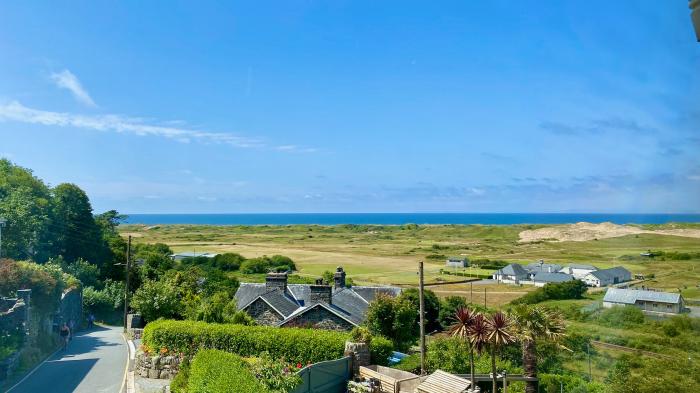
[123,213,700,226]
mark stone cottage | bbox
[234,267,401,331]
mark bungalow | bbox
[559,264,598,280]
[445,257,469,268]
[531,272,575,287]
[525,261,563,277]
[492,264,529,284]
[603,288,685,315]
[234,267,401,331]
[583,267,631,287]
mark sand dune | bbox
[518,222,700,242]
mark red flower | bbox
[296,362,302,368]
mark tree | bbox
[399,288,441,332]
[131,279,182,322]
[365,294,418,351]
[485,311,516,393]
[212,253,245,271]
[440,296,468,328]
[448,307,479,389]
[511,305,567,393]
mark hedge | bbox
[143,320,394,365]
[187,350,269,393]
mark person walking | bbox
[68,319,75,341]
[59,323,71,350]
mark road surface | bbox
[6,325,128,393]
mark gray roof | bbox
[525,263,563,273]
[532,272,574,283]
[235,282,401,327]
[564,264,597,270]
[587,267,631,280]
[495,264,528,277]
[604,288,682,305]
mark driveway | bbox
[6,325,128,393]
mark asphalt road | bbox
[6,325,128,393]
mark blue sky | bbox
[0,1,698,214]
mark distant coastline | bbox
[123,213,700,226]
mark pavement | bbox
[5,325,128,393]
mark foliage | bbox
[170,358,190,393]
[350,326,372,343]
[439,296,469,328]
[0,259,79,313]
[240,255,296,274]
[539,373,605,393]
[364,294,418,351]
[368,336,393,366]
[512,280,588,304]
[212,252,245,271]
[82,279,125,322]
[187,350,270,393]
[131,279,182,322]
[143,320,348,363]
[249,351,303,392]
[398,288,441,332]
[597,306,644,328]
[59,257,100,288]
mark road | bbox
[6,325,128,393]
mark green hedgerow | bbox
[187,350,270,393]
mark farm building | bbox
[559,264,598,279]
[445,257,469,268]
[603,288,685,315]
[583,266,631,287]
[235,267,401,330]
[531,272,575,287]
[493,264,529,284]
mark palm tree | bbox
[511,305,567,393]
[468,313,490,393]
[448,307,479,390]
[485,311,515,393]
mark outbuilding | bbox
[603,288,685,315]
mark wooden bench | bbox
[416,370,471,393]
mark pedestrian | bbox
[88,313,95,329]
[68,319,75,340]
[60,323,70,350]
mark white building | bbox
[445,257,469,268]
[583,267,631,287]
[493,264,529,284]
[559,264,598,280]
[531,272,575,287]
[603,288,685,315]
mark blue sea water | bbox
[123,213,700,226]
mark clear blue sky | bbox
[0,1,698,214]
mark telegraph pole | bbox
[123,235,132,333]
[419,261,426,376]
[587,342,592,380]
[0,218,6,259]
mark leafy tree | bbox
[439,296,468,328]
[399,288,441,332]
[131,279,182,322]
[511,305,567,393]
[59,257,100,288]
[212,253,244,271]
[365,295,417,351]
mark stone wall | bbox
[281,306,354,331]
[135,351,182,379]
[246,298,283,326]
[0,298,27,334]
[58,289,82,327]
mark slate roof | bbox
[587,267,631,281]
[532,272,574,283]
[564,264,598,270]
[235,282,401,327]
[495,264,528,277]
[604,288,682,305]
[525,263,563,273]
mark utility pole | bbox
[123,235,132,333]
[419,261,426,376]
[0,218,6,259]
[484,287,487,307]
[470,281,473,304]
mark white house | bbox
[583,267,631,287]
[493,264,529,284]
[603,288,685,315]
[559,264,598,280]
[525,261,563,278]
[445,257,468,268]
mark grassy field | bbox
[120,223,700,303]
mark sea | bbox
[123,213,700,226]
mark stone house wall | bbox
[281,306,354,331]
[245,298,283,326]
[135,351,182,379]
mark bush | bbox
[212,253,245,271]
[187,350,270,393]
[131,280,182,322]
[143,320,393,366]
[369,336,393,366]
[598,306,645,328]
[240,255,296,274]
[365,295,418,351]
[512,280,587,305]
[143,320,347,364]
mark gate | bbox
[291,356,352,393]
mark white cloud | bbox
[50,69,97,107]
[688,174,700,181]
[0,100,264,148]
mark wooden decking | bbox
[416,370,471,393]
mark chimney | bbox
[266,272,288,292]
[310,283,332,304]
[334,266,346,288]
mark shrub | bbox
[598,306,645,328]
[512,280,587,305]
[365,295,418,351]
[212,253,245,271]
[368,336,393,366]
[187,350,270,393]
[143,320,347,364]
[131,280,182,322]
[350,326,372,343]
[249,351,302,392]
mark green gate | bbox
[291,356,352,393]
